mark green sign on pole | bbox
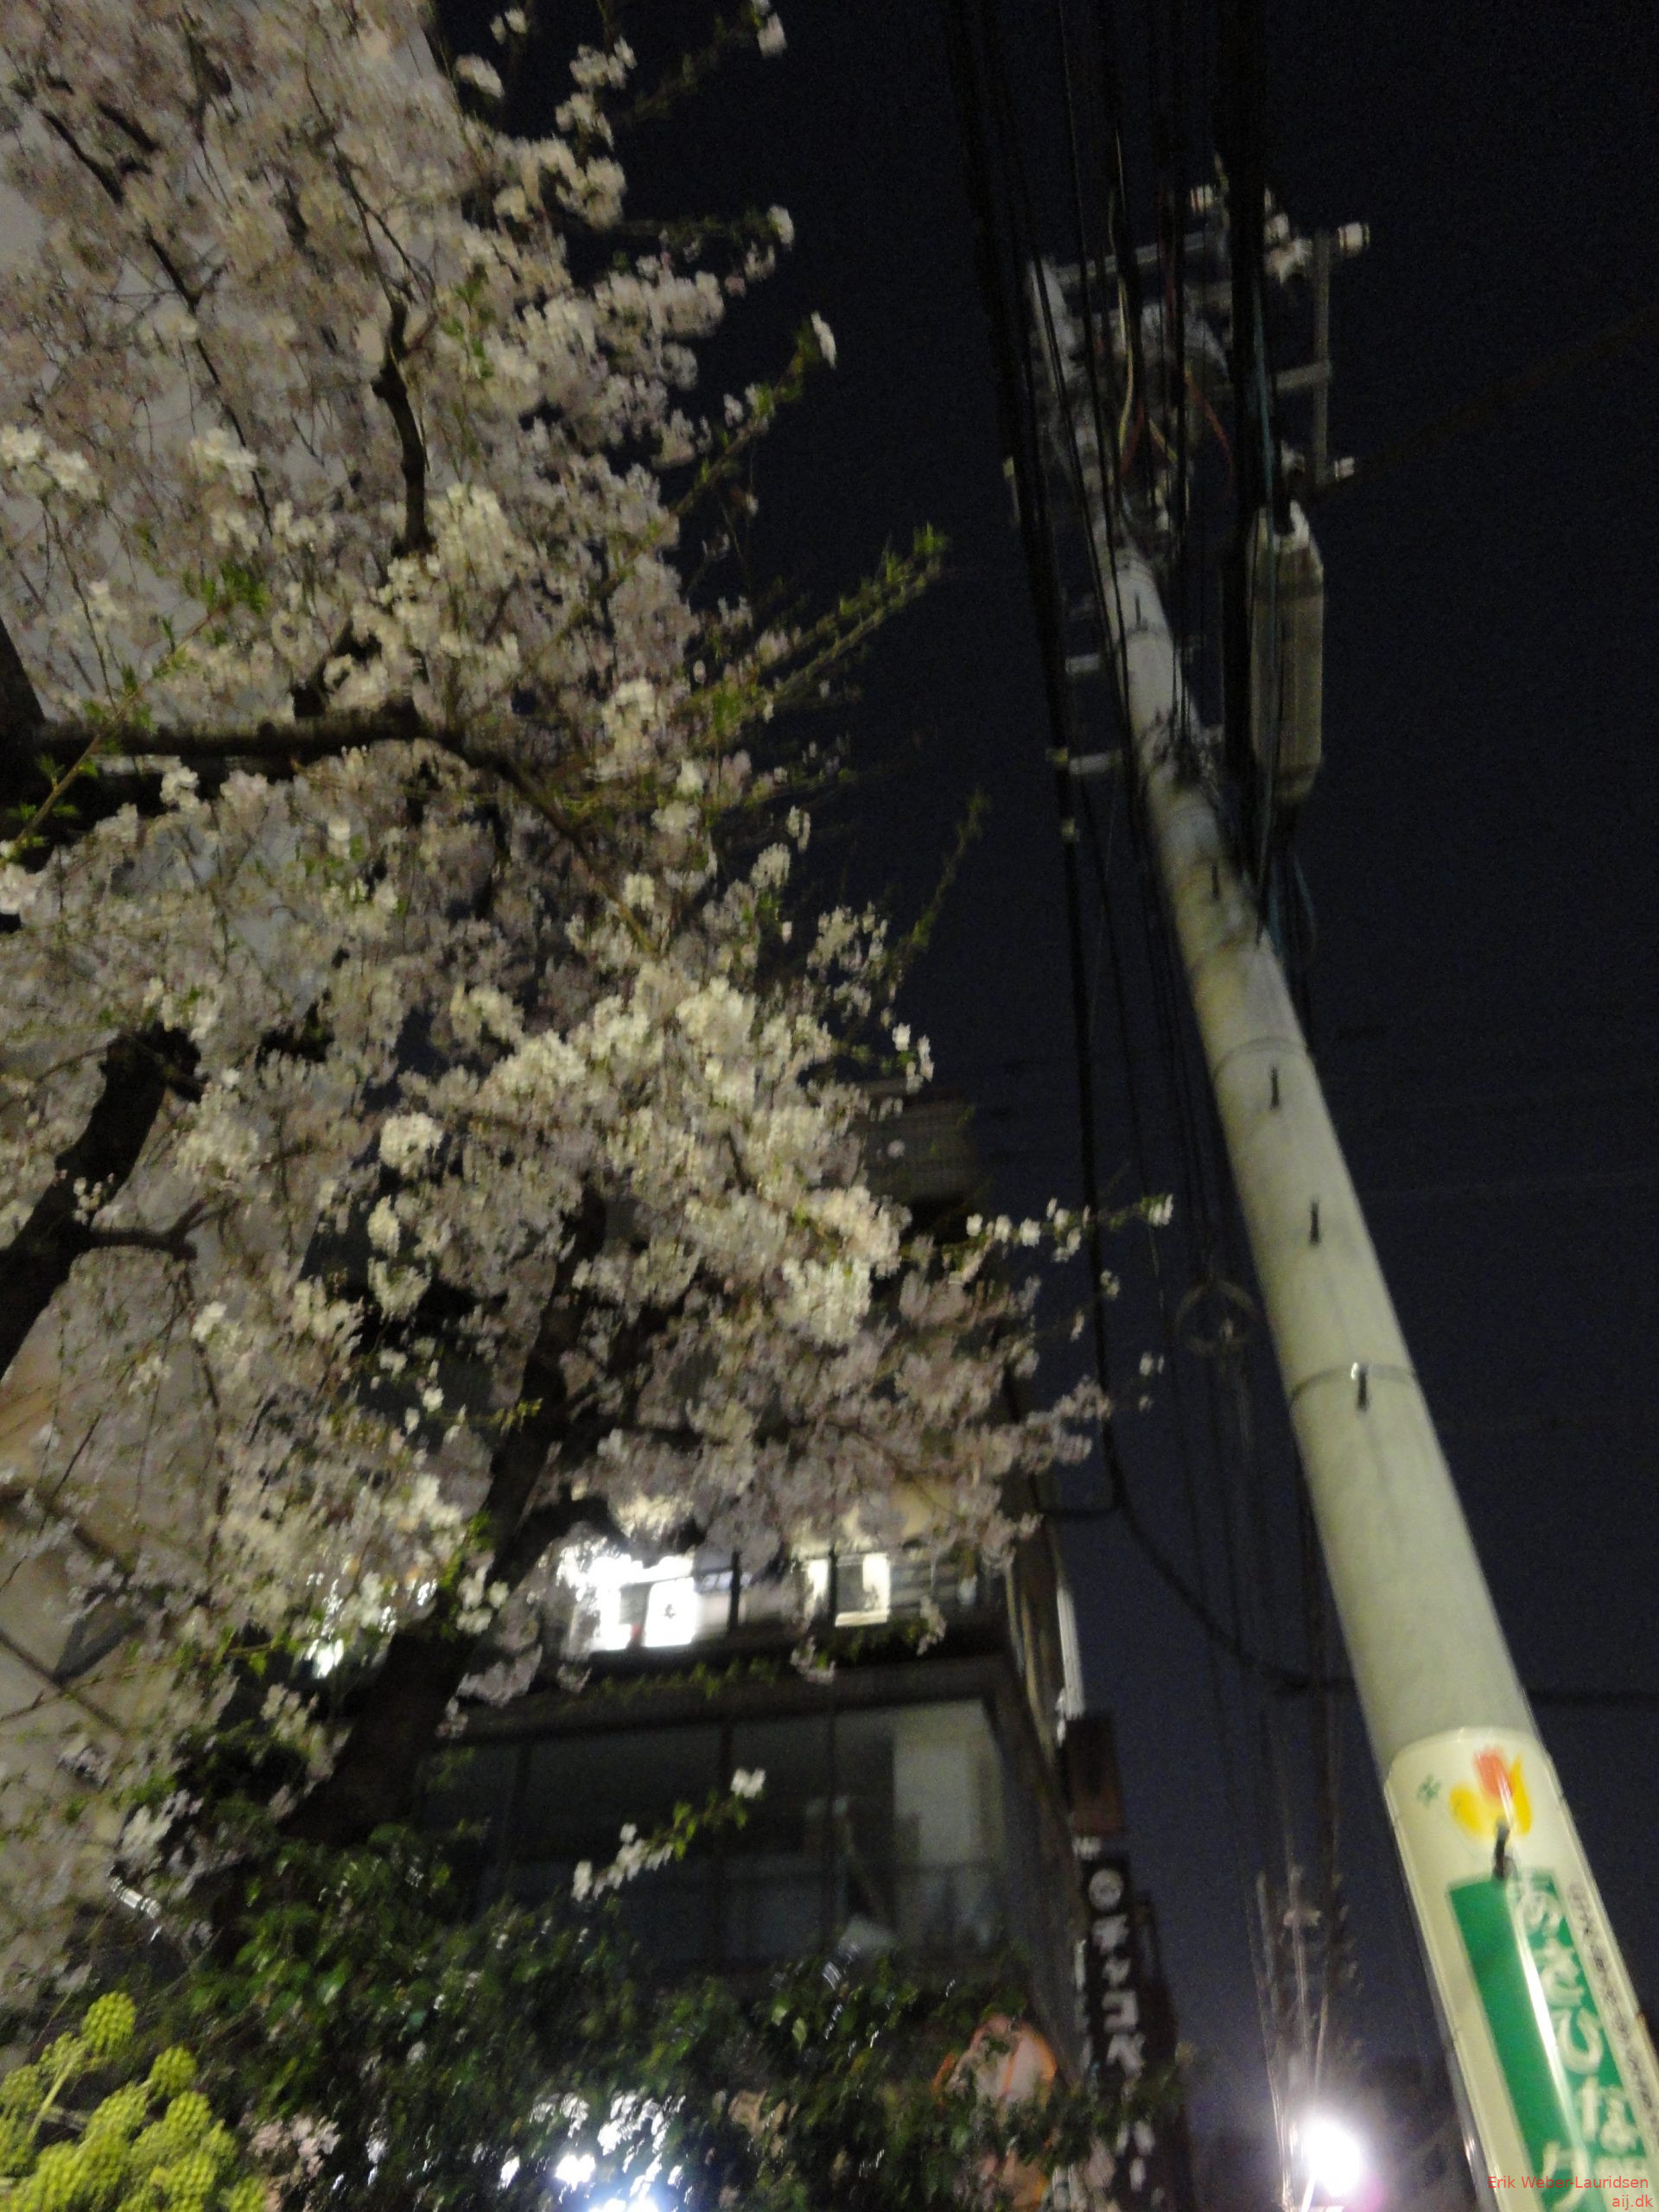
[1452,1870,1650,2202]
[1387,1728,1659,2206]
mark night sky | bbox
[633,0,1659,2142]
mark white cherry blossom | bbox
[0,0,1097,1991]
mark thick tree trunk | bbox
[280,1419,568,1846]
[0,1027,198,1379]
[283,1196,612,1847]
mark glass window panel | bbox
[418,1741,518,1906]
[619,1862,715,1970]
[894,1862,1006,1955]
[506,1726,721,1963]
[722,1863,823,1964]
[835,1552,891,1624]
[728,1716,831,1856]
[512,1726,721,1867]
[834,1701,1007,1957]
[834,1709,899,1940]
[420,1741,515,1837]
[502,1849,717,1971]
[724,1715,831,1962]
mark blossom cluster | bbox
[0,0,1096,1987]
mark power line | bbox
[1313,299,1659,504]
[1044,1510,1659,1713]
[977,0,1346,2111]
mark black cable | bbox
[1027,0,1290,1719]
[943,0,1120,1434]
[1074,773,1265,1726]
[1014,6,1256,1678]
[1039,1,1309,2072]
[1313,298,1659,506]
[952,12,1377,2113]
[1298,1453,1344,2092]
[946,0,1293,1673]
[948,33,1659,2157]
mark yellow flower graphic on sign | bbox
[1450,1747,1532,1842]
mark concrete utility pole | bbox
[1033,264,1659,2204]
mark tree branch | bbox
[0,1028,200,1381]
[82,1199,209,1264]
[54,705,434,765]
[37,106,129,205]
[0,608,48,807]
[2,702,593,878]
[282,1192,612,1847]
[2,707,438,865]
[369,303,432,558]
[490,1491,628,1596]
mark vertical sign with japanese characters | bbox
[1387,1728,1659,2207]
[1075,1846,1168,2208]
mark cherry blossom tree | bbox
[0,0,1097,1990]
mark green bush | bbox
[0,1997,264,2212]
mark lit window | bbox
[836,1551,891,1626]
[561,1545,695,1655]
[801,1552,892,1626]
[642,1577,700,1648]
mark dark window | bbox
[725,1715,832,1961]
[507,1725,721,1968]
[427,1700,1014,1974]
[419,1741,517,1899]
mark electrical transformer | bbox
[1249,501,1325,810]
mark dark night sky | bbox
[605,0,1659,2145]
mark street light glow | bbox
[1299,2114,1366,2202]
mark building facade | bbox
[425,1531,1088,2066]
